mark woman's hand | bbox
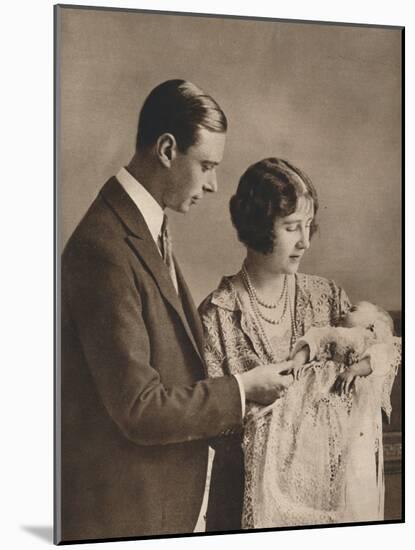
[334,358,372,395]
[334,368,357,395]
[287,346,311,380]
[289,361,313,380]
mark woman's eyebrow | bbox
[282,217,313,224]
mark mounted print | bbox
[54,4,404,545]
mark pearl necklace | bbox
[248,272,288,309]
[241,265,288,326]
[241,266,298,358]
[288,286,297,351]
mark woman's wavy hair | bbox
[230,157,319,254]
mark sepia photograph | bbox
[54,3,403,546]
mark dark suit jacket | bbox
[58,177,242,542]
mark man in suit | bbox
[58,79,292,542]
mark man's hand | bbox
[240,361,294,405]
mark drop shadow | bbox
[21,525,53,543]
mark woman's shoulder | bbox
[297,273,342,295]
[297,273,351,324]
[198,274,240,316]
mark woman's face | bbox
[264,195,314,274]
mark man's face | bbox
[163,128,226,213]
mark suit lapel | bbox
[100,177,203,362]
[174,262,205,363]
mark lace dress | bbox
[199,272,400,529]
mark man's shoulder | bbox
[62,186,127,268]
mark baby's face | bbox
[341,301,378,329]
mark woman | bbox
[199,158,399,530]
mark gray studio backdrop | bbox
[58,7,402,310]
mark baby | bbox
[290,301,397,396]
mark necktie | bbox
[159,215,179,293]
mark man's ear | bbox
[156,133,177,167]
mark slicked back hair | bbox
[136,79,227,153]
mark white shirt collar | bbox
[116,167,164,244]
